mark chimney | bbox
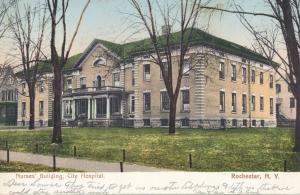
[161,25,172,35]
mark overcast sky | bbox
[0,0,273,65]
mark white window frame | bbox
[231,64,236,81]
[181,89,190,112]
[220,90,225,112]
[242,66,247,83]
[143,64,151,81]
[113,73,120,87]
[232,92,237,112]
[143,92,151,112]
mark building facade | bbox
[17,29,277,128]
[276,76,296,127]
[0,66,18,126]
[17,74,53,127]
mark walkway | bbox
[0,150,169,172]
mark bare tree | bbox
[129,0,209,134]
[201,0,300,152]
[0,0,17,41]
[9,3,47,129]
[46,0,90,143]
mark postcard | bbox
[0,0,299,194]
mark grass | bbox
[0,160,73,172]
[0,127,299,171]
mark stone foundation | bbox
[61,118,277,129]
[17,120,49,127]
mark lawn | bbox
[0,127,299,171]
[0,160,73,172]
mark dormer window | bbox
[93,57,106,67]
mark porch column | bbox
[87,98,91,120]
[106,95,110,119]
[94,99,97,119]
[72,100,75,119]
[61,100,65,119]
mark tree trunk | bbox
[28,85,35,130]
[169,99,176,134]
[51,65,62,143]
[294,97,300,152]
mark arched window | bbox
[93,57,106,67]
[97,75,101,88]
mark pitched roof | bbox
[91,28,273,65]
[17,28,275,77]
[15,53,83,78]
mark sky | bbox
[0,0,274,65]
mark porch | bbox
[62,86,126,124]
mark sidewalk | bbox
[0,150,169,172]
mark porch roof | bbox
[62,86,127,98]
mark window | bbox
[260,97,264,111]
[93,57,106,66]
[242,94,247,113]
[181,90,190,112]
[132,70,135,86]
[39,81,45,92]
[252,120,256,127]
[161,91,170,111]
[260,72,264,84]
[22,102,26,117]
[221,119,226,128]
[113,73,120,87]
[96,98,107,116]
[251,95,256,111]
[251,69,255,83]
[1,91,5,101]
[182,59,190,76]
[143,92,151,111]
[110,97,121,114]
[261,120,265,127]
[143,119,150,127]
[80,77,86,89]
[219,62,225,79]
[243,119,248,127]
[269,74,273,88]
[276,84,281,93]
[64,100,73,116]
[144,64,150,81]
[290,98,295,108]
[181,118,190,127]
[21,82,26,95]
[130,95,135,113]
[270,98,274,114]
[242,67,247,83]
[231,64,236,81]
[220,91,225,112]
[160,119,169,126]
[232,93,237,112]
[288,86,291,92]
[67,79,72,89]
[76,99,88,117]
[160,62,168,79]
[232,119,237,127]
[39,101,44,116]
[94,76,102,88]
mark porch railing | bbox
[63,86,124,95]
